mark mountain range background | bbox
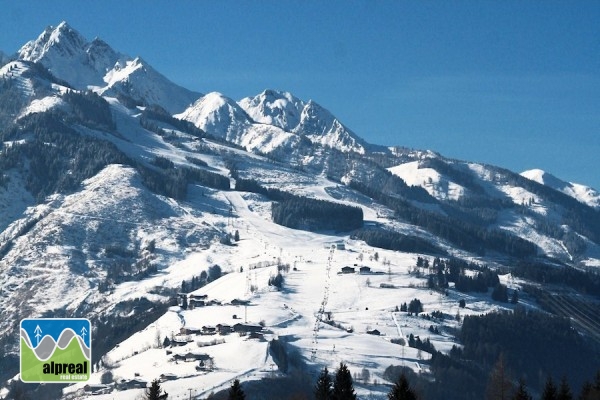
[1,2,598,191]
[0,11,599,400]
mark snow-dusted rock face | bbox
[522,169,600,209]
[18,21,200,113]
[294,99,367,154]
[176,91,303,154]
[238,89,305,131]
[19,21,113,88]
[175,92,252,143]
[238,89,368,154]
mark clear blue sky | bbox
[1,1,599,190]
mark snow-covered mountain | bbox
[18,22,200,113]
[236,89,370,154]
[1,21,600,400]
[238,89,304,131]
[177,88,375,156]
[174,91,303,154]
[521,168,600,209]
[175,92,253,143]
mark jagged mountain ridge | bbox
[174,91,306,155]
[1,22,598,284]
[1,22,600,399]
[1,21,598,309]
[8,21,600,203]
[18,21,200,114]
[237,89,371,154]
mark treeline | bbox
[235,178,298,201]
[350,156,436,204]
[349,180,537,258]
[272,196,363,231]
[144,155,229,199]
[382,310,600,399]
[63,90,116,131]
[513,260,600,296]
[22,60,72,88]
[180,265,222,294]
[457,309,600,394]
[92,297,170,366]
[236,178,363,232]
[534,218,588,256]
[454,269,500,293]
[0,113,129,202]
[419,157,486,195]
[0,78,26,126]
[352,228,445,255]
[139,104,206,138]
[0,112,227,203]
[419,257,511,301]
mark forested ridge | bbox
[352,228,445,255]
[235,178,363,231]
[0,103,229,202]
[348,180,537,258]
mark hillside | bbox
[0,22,599,400]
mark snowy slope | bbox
[18,22,200,113]
[175,92,303,154]
[522,169,600,209]
[295,99,367,154]
[0,60,67,101]
[238,89,369,154]
[0,163,230,339]
[64,186,518,400]
[174,92,253,142]
[388,161,466,201]
[238,89,304,130]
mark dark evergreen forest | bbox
[352,228,445,255]
[236,178,363,232]
[0,99,229,202]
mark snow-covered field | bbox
[61,186,518,400]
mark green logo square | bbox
[20,318,91,383]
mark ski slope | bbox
[66,187,518,400]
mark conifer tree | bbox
[228,379,246,400]
[588,371,600,399]
[315,366,333,400]
[557,376,573,400]
[486,354,513,400]
[388,373,418,400]
[144,379,168,400]
[511,379,531,400]
[542,377,558,400]
[578,374,600,400]
[332,362,357,400]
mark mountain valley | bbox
[0,22,599,400]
